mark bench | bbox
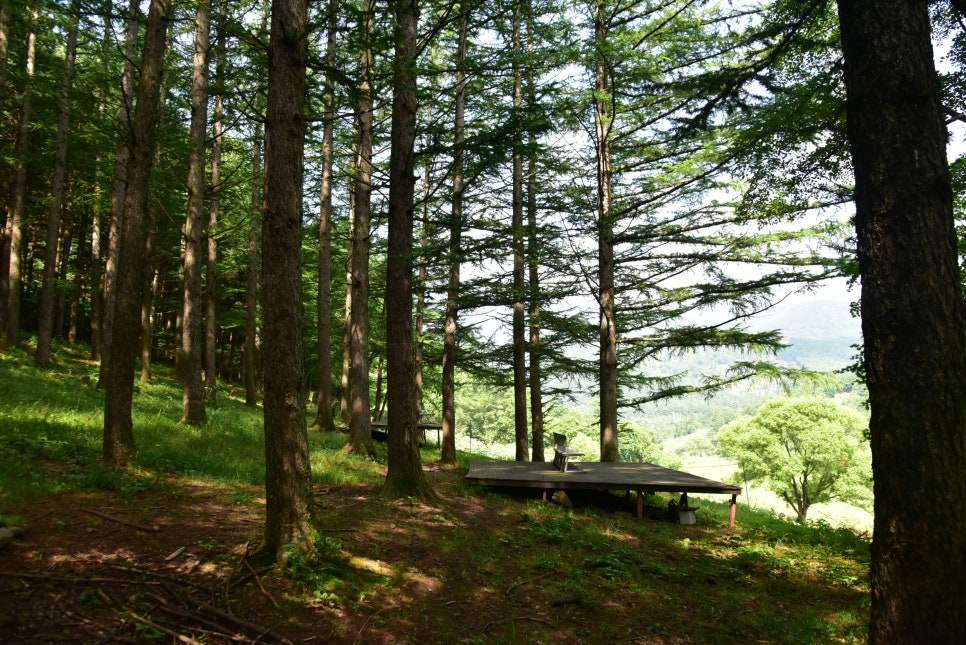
[552,432,584,472]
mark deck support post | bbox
[637,490,643,519]
[729,494,737,528]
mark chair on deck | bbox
[552,432,584,472]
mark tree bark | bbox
[139,228,156,383]
[261,0,314,559]
[525,13,544,462]
[103,0,171,466]
[2,8,37,348]
[835,1,966,642]
[98,0,141,387]
[440,9,469,465]
[595,0,619,462]
[313,0,337,432]
[346,0,376,455]
[382,0,431,499]
[0,0,12,328]
[244,3,267,408]
[36,0,80,366]
[179,0,211,426]
[206,11,223,403]
[0,1,10,111]
[511,0,529,462]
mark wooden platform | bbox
[465,460,741,527]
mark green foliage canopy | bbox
[717,397,871,522]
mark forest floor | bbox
[0,459,868,644]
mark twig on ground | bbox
[243,558,280,610]
[0,570,162,586]
[148,593,242,641]
[83,509,160,533]
[479,616,579,643]
[185,597,294,645]
[225,541,250,593]
[130,612,203,645]
[354,605,394,645]
[504,570,559,597]
[103,563,206,589]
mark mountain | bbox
[758,299,861,372]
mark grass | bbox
[0,340,871,643]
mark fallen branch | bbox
[130,612,202,645]
[504,570,559,597]
[355,605,394,645]
[148,594,243,641]
[186,597,294,645]
[84,509,160,533]
[103,564,196,587]
[0,570,161,586]
[243,558,280,610]
[479,616,579,643]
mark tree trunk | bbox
[139,229,156,383]
[346,0,375,455]
[313,0,337,432]
[261,0,314,560]
[90,10,115,363]
[0,0,13,328]
[179,0,210,426]
[835,1,966,642]
[2,8,37,348]
[103,0,171,466]
[36,0,79,366]
[511,0,529,463]
[0,1,10,110]
[440,9,468,466]
[244,5,267,408]
[98,0,140,388]
[340,171,354,425]
[382,0,431,498]
[526,142,544,459]
[595,1,619,462]
[53,214,74,340]
[206,14,223,403]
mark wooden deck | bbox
[465,460,741,527]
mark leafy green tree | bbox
[717,397,870,523]
[617,422,681,469]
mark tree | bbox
[440,7,469,465]
[98,0,141,388]
[35,0,80,366]
[835,0,966,641]
[180,0,211,426]
[312,0,338,433]
[102,0,171,465]
[345,0,376,456]
[205,2,224,403]
[510,0,529,463]
[2,7,36,347]
[718,397,870,523]
[244,3,267,408]
[382,0,431,498]
[261,0,314,559]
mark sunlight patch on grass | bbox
[349,555,394,578]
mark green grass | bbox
[0,340,871,642]
[0,340,387,517]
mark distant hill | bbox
[758,299,861,372]
[755,299,860,341]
